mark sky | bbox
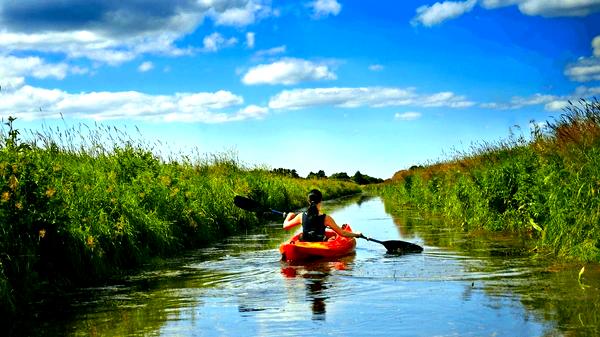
[1,0,600,179]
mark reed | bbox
[371,99,600,261]
[0,117,361,317]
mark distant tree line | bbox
[270,168,383,185]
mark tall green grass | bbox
[0,117,360,317]
[371,99,600,262]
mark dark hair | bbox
[307,189,322,217]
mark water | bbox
[19,195,600,336]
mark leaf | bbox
[529,218,543,232]
[578,266,585,282]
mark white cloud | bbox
[481,93,558,109]
[565,57,600,82]
[253,45,287,58]
[369,64,384,71]
[544,100,570,111]
[564,35,600,82]
[395,112,422,120]
[412,0,477,27]
[203,32,238,52]
[138,61,154,72]
[415,0,600,27]
[242,58,337,85]
[481,86,600,112]
[0,55,85,90]
[268,86,474,110]
[246,32,256,48]
[210,0,273,26]
[482,0,600,17]
[0,1,275,65]
[0,85,266,123]
[237,104,269,119]
[594,36,600,57]
[310,0,342,18]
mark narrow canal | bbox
[22,195,600,336]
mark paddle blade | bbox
[234,196,265,212]
[382,240,423,254]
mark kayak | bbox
[279,224,357,262]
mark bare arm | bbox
[324,215,362,238]
[283,212,302,229]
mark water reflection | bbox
[280,255,354,320]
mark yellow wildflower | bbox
[39,229,46,239]
[8,175,18,191]
[15,202,22,210]
[1,191,10,202]
[46,188,56,198]
[86,235,95,249]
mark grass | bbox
[0,117,361,318]
[370,99,600,262]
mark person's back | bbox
[301,212,326,242]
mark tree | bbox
[330,172,351,181]
[307,170,327,179]
[271,168,300,178]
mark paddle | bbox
[234,195,425,253]
[234,195,287,217]
[358,234,423,254]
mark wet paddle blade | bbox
[382,240,423,254]
[234,196,265,212]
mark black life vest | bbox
[302,212,326,242]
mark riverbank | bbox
[370,99,600,262]
[0,118,361,318]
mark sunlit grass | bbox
[371,99,600,262]
[0,117,361,317]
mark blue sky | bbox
[1,0,600,179]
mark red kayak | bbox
[279,224,357,262]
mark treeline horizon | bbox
[270,168,384,185]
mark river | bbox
[18,195,600,336]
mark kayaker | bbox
[283,189,362,242]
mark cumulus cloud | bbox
[395,112,422,120]
[481,93,558,109]
[481,86,600,112]
[310,0,342,18]
[242,58,337,85]
[565,58,600,82]
[0,0,273,64]
[564,35,600,82]
[138,61,154,72]
[412,0,477,27]
[482,0,600,17]
[203,32,238,52]
[414,0,600,27]
[0,85,267,123]
[210,0,272,26]
[268,87,474,110]
[0,55,69,80]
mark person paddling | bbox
[283,189,362,242]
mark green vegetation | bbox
[0,118,361,317]
[371,99,600,262]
